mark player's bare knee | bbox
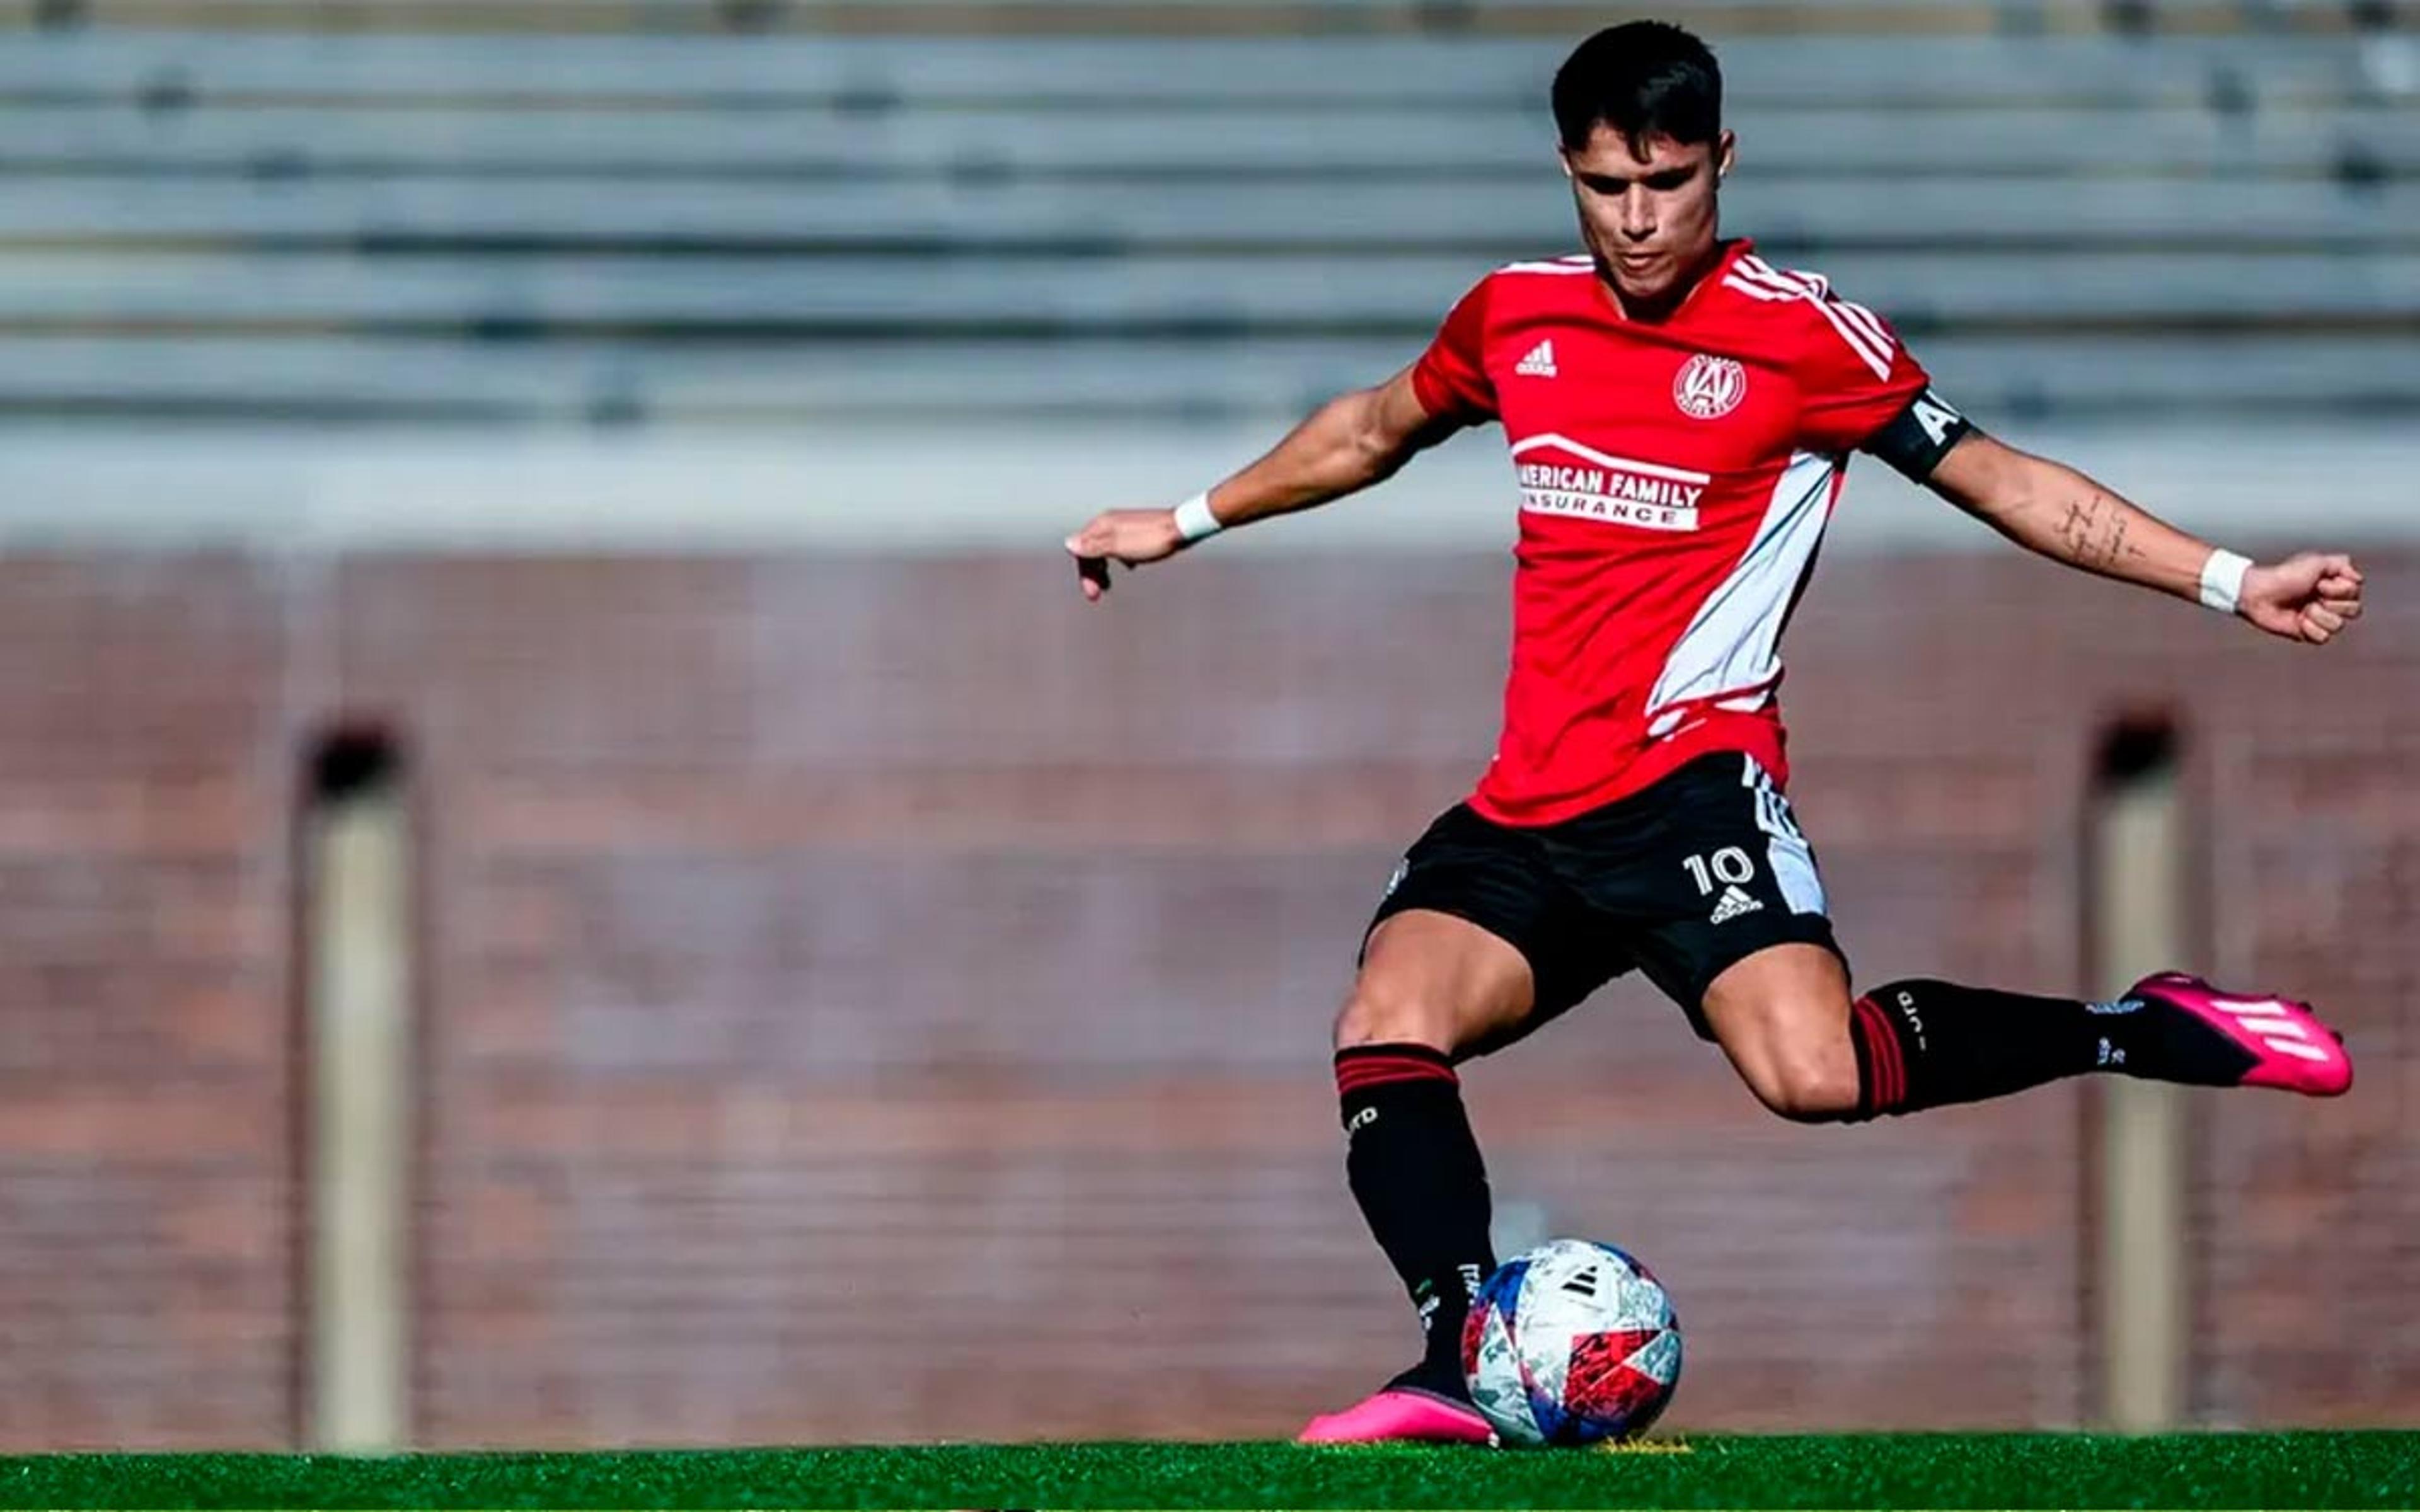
[1332,978,1456,1055]
[1749,1035,1862,1123]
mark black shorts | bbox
[1365,752,1845,1041]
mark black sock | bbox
[1850,978,2260,1118]
[1335,1043,1494,1393]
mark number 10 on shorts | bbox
[1682,847,1755,895]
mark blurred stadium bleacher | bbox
[0,2,2412,430]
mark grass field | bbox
[0,1433,2413,1509]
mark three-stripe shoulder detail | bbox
[1722,255,1896,381]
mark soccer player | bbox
[1062,21,2365,1445]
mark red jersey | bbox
[1410,239,1930,827]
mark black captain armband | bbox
[1862,387,1978,483]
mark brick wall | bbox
[0,557,303,1448]
[0,549,2410,1446]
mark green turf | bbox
[0,1434,2412,1509]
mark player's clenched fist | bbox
[2237,552,2365,646]
[1064,508,1186,602]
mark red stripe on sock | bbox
[1335,1056,1449,1075]
[1335,1062,1458,1092]
[1334,1050,1458,1094]
[1335,1045,1455,1065]
[1853,995,1903,1112]
[1852,998,1884,1110]
[1874,997,1906,1108]
[1883,1002,1906,1108]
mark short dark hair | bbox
[1551,20,1723,154]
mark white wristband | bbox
[1172,491,1224,543]
[2199,548,2252,614]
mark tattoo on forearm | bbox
[2056,493,2136,571]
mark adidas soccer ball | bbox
[1461,1237,1682,1446]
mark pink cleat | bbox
[2128,972,2353,1097]
[1298,1386,1497,1446]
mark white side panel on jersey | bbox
[1744,755,1828,917]
[1643,449,1838,739]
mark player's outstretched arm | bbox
[1925,432,2366,646]
[1062,363,1452,602]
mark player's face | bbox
[1559,126,1735,309]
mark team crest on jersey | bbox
[1673,353,1748,420]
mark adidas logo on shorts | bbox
[1708,885,1763,925]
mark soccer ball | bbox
[1461,1237,1682,1446]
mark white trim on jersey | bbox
[1739,256,1841,297]
[1827,296,1893,353]
[1509,433,1712,484]
[1727,256,1896,382]
[1721,277,1796,302]
[1729,259,1821,300]
[1643,448,1840,740]
[1727,256,1800,287]
[1743,755,1827,917]
[1811,300,1894,380]
[1499,258,1597,275]
[1739,256,1895,371]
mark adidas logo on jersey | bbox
[1709,885,1763,925]
[1515,340,1558,378]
